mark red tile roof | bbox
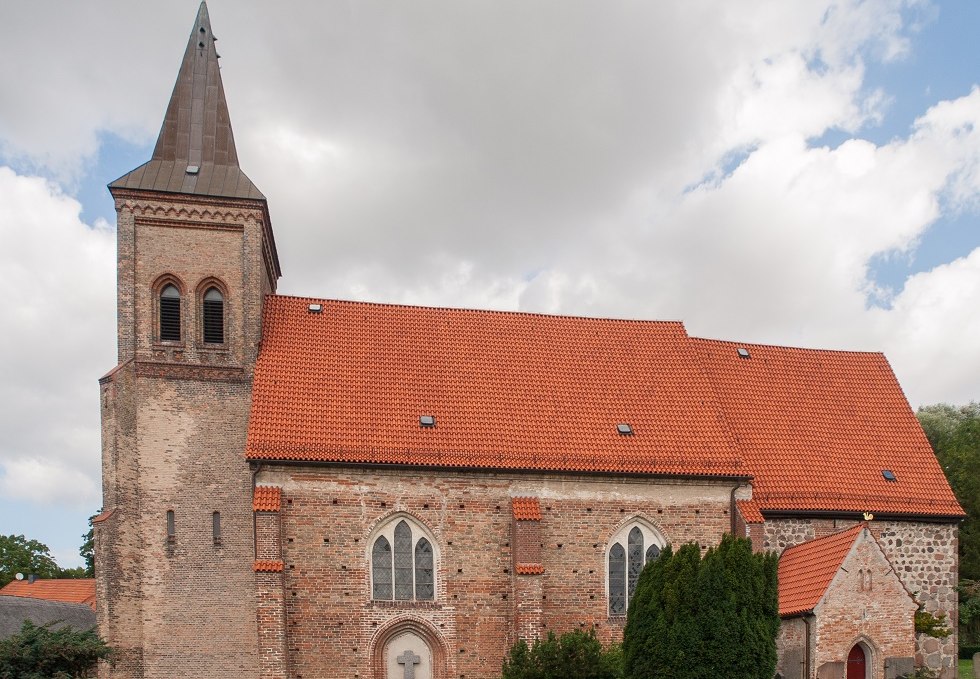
[246,298,744,477]
[694,339,964,519]
[512,497,542,521]
[253,560,284,573]
[515,563,545,575]
[778,524,865,616]
[91,508,115,524]
[736,499,765,524]
[253,485,281,512]
[0,579,96,609]
[244,297,961,520]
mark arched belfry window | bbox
[370,516,437,602]
[607,520,664,616]
[159,284,181,341]
[202,287,224,344]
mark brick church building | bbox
[94,4,964,678]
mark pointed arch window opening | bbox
[160,284,181,342]
[371,518,436,602]
[608,521,664,616]
[202,287,224,344]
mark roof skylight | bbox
[419,415,436,428]
[617,423,633,435]
[881,470,897,482]
[737,347,751,359]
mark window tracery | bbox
[370,516,436,602]
[607,520,664,616]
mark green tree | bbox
[79,509,100,578]
[56,566,89,579]
[0,535,60,588]
[697,534,779,677]
[0,620,110,678]
[917,403,980,582]
[623,537,779,679]
[501,628,622,679]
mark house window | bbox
[202,287,224,344]
[371,517,436,601]
[607,520,664,616]
[160,285,181,341]
[212,511,221,545]
[166,510,176,541]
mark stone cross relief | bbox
[397,649,421,679]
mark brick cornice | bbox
[135,360,247,383]
[111,188,280,279]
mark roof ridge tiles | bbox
[691,336,886,357]
[265,295,688,327]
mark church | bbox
[94,5,964,679]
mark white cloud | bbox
[0,167,115,509]
[0,1,976,521]
[875,246,980,406]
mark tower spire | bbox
[110,2,263,199]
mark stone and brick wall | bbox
[812,530,916,679]
[776,616,811,679]
[764,517,959,677]
[254,465,739,679]
[98,190,277,678]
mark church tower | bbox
[96,4,279,677]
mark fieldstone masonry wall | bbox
[764,518,959,677]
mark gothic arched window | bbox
[370,517,436,601]
[159,284,181,341]
[607,520,664,616]
[202,287,224,344]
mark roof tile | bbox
[515,563,545,575]
[253,560,284,573]
[246,298,744,477]
[512,497,542,521]
[736,499,764,524]
[778,524,865,616]
[694,339,963,518]
[0,579,96,609]
[253,486,281,512]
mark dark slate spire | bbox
[110,2,263,200]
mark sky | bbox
[0,0,978,569]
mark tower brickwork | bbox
[96,4,280,677]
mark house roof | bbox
[109,2,263,201]
[245,296,962,520]
[0,597,96,639]
[0,579,96,610]
[246,297,745,477]
[694,339,964,519]
[778,524,865,616]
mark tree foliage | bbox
[501,628,623,679]
[917,403,980,651]
[0,535,60,588]
[0,620,110,678]
[623,535,779,679]
[79,510,100,578]
[917,402,980,581]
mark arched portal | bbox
[371,617,447,679]
[846,643,867,679]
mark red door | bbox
[846,644,866,679]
